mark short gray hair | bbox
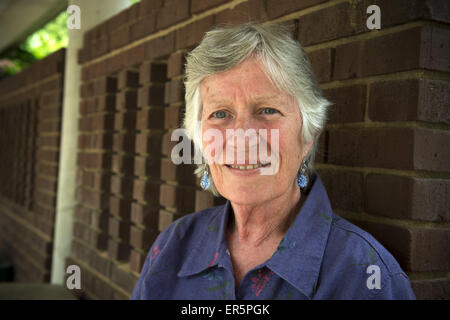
[183,23,331,196]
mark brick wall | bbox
[68,0,450,299]
[0,49,65,282]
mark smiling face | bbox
[200,56,313,206]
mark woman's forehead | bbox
[201,59,288,105]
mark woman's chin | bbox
[220,183,273,205]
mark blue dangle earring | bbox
[297,161,308,191]
[200,167,211,190]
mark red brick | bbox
[328,127,450,172]
[106,53,126,74]
[353,220,449,272]
[365,174,450,222]
[109,197,132,220]
[90,113,116,131]
[107,10,129,34]
[90,251,113,278]
[107,238,131,261]
[317,170,363,212]
[369,79,450,123]
[298,2,354,46]
[134,156,160,178]
[127,2,141,24]
[307,48,332,84]
[160,158,196,185]
[159,183,195,212]
[356,0,450,28]
[94,77,117,95]
[414,128,450,172]
[191,0,228,14]
[36,163,58,177]
[74,205,91,225]
[136,109,164,130]
[130,15,156,41]
[164,104,184,129]
[158,209,184,232]
[125,43,146,68]
[110,263,139,293]
[323,85,366,123]
[76,188,109,210]
[139,62,167,84]
[118,70,139,90]
[215,0,266,25]
[144,32,175,60]
[80,82,95,98]
[130,225,158,251]
[111,154,135,175]
[108,216,131,240]
[73,221,90,243]
[112,133,136,153]
[164,79,184,104]
[110,175,134,197]
[161,130,179,156]
[36,149,59,162]
[135,133,163,155]
[156,0,189,30]
[114,110,137,130]
[91,36,109,58]
[139,0,163,17]
[412,279,450,300]
[195,190,215,212]
[88,228,108,250]
[91,211,109,232]
[109,25,130,50]
[137,85,165,107]
[175,16,215,50]
[38,135,60,148]
[130,249,147,273]
[167,52,185,79]
[267,0,326,19]
[133,179,160,204]
[131,202,159,227]
[334,26,450,80]
[77,152,111,169]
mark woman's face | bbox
[200,57,312,205]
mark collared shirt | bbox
[131,173,416,300]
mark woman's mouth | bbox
[224,163,271,171]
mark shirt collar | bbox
[177,173,334,299]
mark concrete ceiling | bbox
[0,0,68,53]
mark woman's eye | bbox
[212,110,227,118]
[261,108,278,115]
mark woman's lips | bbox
[224,163,271,176]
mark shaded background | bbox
[0,0,449,300]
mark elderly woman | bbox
[131,23,415,300]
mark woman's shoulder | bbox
[325,212,405,276]
[317,212,415,299]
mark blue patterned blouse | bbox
[131,173,416,300]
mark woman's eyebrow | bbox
[205,95,283,105]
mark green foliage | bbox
[22,10,68,59]
[0,10,68,79]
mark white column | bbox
[51,0,129,285]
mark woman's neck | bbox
[227,183,304,248]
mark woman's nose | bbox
[232,111,256,131]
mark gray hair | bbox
[183,23,331,196]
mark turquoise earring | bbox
[297,162,308,190]
[200,169,211,190]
